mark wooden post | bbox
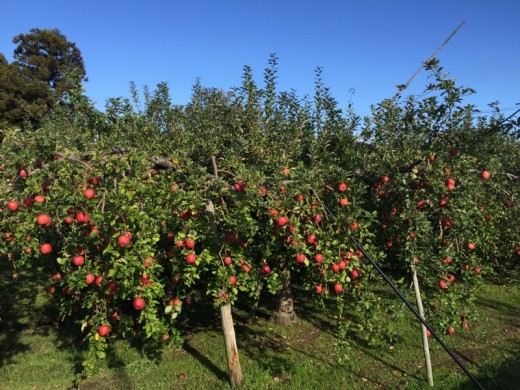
[220,303,243,388]
[412,266,434,387]
[205,164,244,387]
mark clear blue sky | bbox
[1,1,519,117]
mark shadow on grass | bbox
[458,339,520,389]
[0,256,56,368]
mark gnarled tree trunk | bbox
[270,269,299,325]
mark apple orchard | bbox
[1,59,519,383]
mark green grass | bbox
[1,261,519,389]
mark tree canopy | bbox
[0,28,86,129]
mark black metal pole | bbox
[349,235,485,390]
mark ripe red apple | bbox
[52,272,61,281]
[442,258,452,264]
[186,253,196,264]
[111,311,120,320]
[338,198,349,207]
[467,242,475,250]
[133,297,145,311]
[7,201,19,211]
[380,175,390,183]
[83,188,96,199]
[242,264,251,273]
[277,216,289,227]
[72,255,85,266]
[351,269,359,279]
[314,253,324,263]
[281,167,291,175]
[95,275,103,286]
[338,182,348,192]
[33,195,45,203]
[448,274,455,283]
[334,283,343,294]
[474,267,481,273]
[294,194,304,202]
[18,168,28,179]
[314,214,322,223]
[229,275,237,285]
[117,233,132,248]
[439,280,448,289]
[350,221,359,232]
[36,214,52,227]
[85,273,95,285]
[447,327,455,335]
[98,324,110,337]
[223,256,232,266]
[331,263,340,273]
[40,243,52,255]
[481,170,491,180]
[184,238,195,249]
[64,216,73,224]
[75,211,89,223]
[315,285,323,294]
[260,265,271,275]
[295,253,306,263]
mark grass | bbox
[1,260,519,389]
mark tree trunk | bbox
[270,269,299,325]
[220,303,243,388]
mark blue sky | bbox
[1,1,519,117]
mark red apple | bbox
[18,168,28,179]
[117,233,131,248]
[314,253,324,263]
[184,238,195,249]
[64,216,74,224]
[350,221,359,232]
[85,273,95,285]
[72,255,85,266]
[277,216,289,227]
[36,214,52,227]
[338,182,348,192]
[40,243,52,255]
[95,275,103,286]
[467,242,475,251]
[314,214,322,223]
[448,274,455,283]
[447,327,455,335]
[315,285,323,294]
[98,324,110,337]
[133,297,145,311]
[229,275,237,285]
[295,253,306,263]
[223,256,232,266]
[260,265,271,275]
[481,170,491,180]
[7,201,19,211]
[334,283,343,294]
[439,280,448,289]
[75,211,89,223]
[83,188,96,199]
[338,198,349,207]
[186,253,196,264]
[351,269,359,279]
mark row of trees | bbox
[1,29,519,386]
